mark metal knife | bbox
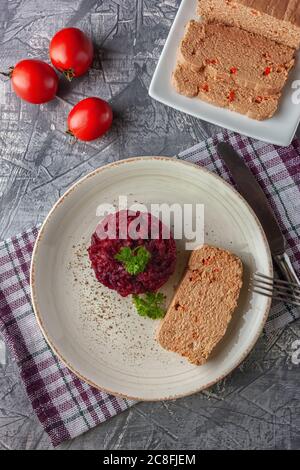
[217,141,300,286]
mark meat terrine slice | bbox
[180,21,295,95]
[198,0,300,49]
[157,245,243,366]
[172,61,280,120]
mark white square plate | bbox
[149,0,300,146]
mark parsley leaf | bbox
[114,246,151,275]
[132,292,166,319]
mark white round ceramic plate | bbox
[31,157,272,401]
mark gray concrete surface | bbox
[0,0,299,450]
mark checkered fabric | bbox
[0,131,299,447]
[0,228,135,447]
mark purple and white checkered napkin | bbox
[0,223,135,447]
[0,130,299,447]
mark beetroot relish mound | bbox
[88,210,177,297]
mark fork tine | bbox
[253,288,300,307]
[252,283,300,301]
[252,272,300,307]
[254,272,300,291]
[251,279,300,299]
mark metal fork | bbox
[251,273,300,307]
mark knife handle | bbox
[274,253,300,287]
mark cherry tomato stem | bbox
[0,68,13,78]
[63,69,76,82]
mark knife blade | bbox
[217,142,300,287]
[217,142,284,255]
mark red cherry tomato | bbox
[11,59,58,104]
[68,97,113,141]
[50,27,93,81]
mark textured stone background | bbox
[0,0,299,450]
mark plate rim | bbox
[30,156,273,401]
[148,0,300,147]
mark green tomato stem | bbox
[0,67,14,78]
[63,68,75,82]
